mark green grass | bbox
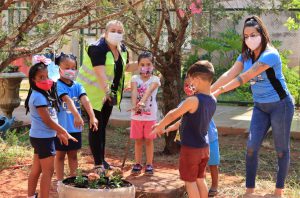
[0,128,32,170]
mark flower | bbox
[87,173,100,181]
[189,0,202,15]
[178,9,185,18]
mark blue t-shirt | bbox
[180,94,216,148]
[208,119,218,143]
[57,79,86,133]
[29,90,58,138]
[237,47,290,103]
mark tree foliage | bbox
[0,0,143,71]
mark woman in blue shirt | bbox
[212,16,294,197]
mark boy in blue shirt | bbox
[152,60,216,198]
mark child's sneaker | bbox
[144,164,154,175]
[131,164,142,175]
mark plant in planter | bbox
[0,65,26,119]
[57,168,135,198]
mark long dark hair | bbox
[241,16,271,61]
[24,63,60,114]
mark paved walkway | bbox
[4,97,300,139]
[110,97,300,139]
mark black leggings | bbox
[88,101,113,165]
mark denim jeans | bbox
[246,95,294,189]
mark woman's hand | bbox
[89,116,98,132]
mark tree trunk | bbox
[160,53,182,154]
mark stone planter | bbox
[57,176,135,198]
[0,72,26,118]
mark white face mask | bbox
[245,35,261,51]
[107,32,123,46]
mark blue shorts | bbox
[54,132,82,151]
[30,137,56,159]
[208,139,220,166]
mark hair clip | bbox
[32,55,52,65]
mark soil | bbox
[0,131,299,198]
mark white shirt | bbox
[131,75,161,121]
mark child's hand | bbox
[137,101,146,108]
[90,117,98,132]
[151,124,164,137]
[57,131,78,146]
[74,114,84,129]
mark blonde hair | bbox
[105,20,124,32]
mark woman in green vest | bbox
[77,20,138,170]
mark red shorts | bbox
[179,145,209,182]
[130,120,157,140]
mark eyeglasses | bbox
[244,34,260,39]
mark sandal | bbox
[144,164,154,175]
[208,189,218,197]
[131,164,142,175]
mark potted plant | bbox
[0,65,26,118]
[57,168,135,198]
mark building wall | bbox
[214,0,300,67]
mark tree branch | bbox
[161,0,176,43]
[153,6,165,56]
[171,0,183,23]
[0,2,91,71]
[127,1,154,45]
[66,0,145,33]
[0,0,44,49]
[34,0,98,25]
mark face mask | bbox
[60,68,78,80]
[245,35,261,51]
[35,79,53,91]
[107,32,123,46]
[140,67,154,75]
[184,82,195,96]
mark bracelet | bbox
[236,75,243,85]
[139,102,146,107]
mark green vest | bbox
[77,46,127,111]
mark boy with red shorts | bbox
[152,60,216,198]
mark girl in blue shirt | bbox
[54,53,98,182]
[212,16,294,197]
[25,56,77,198]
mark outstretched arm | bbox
[37,107,77,145]
[212,61,270,97]
[165,120,181,134]
[152,97,198,136]
[211,61,244,92]
[138,82,160,107]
